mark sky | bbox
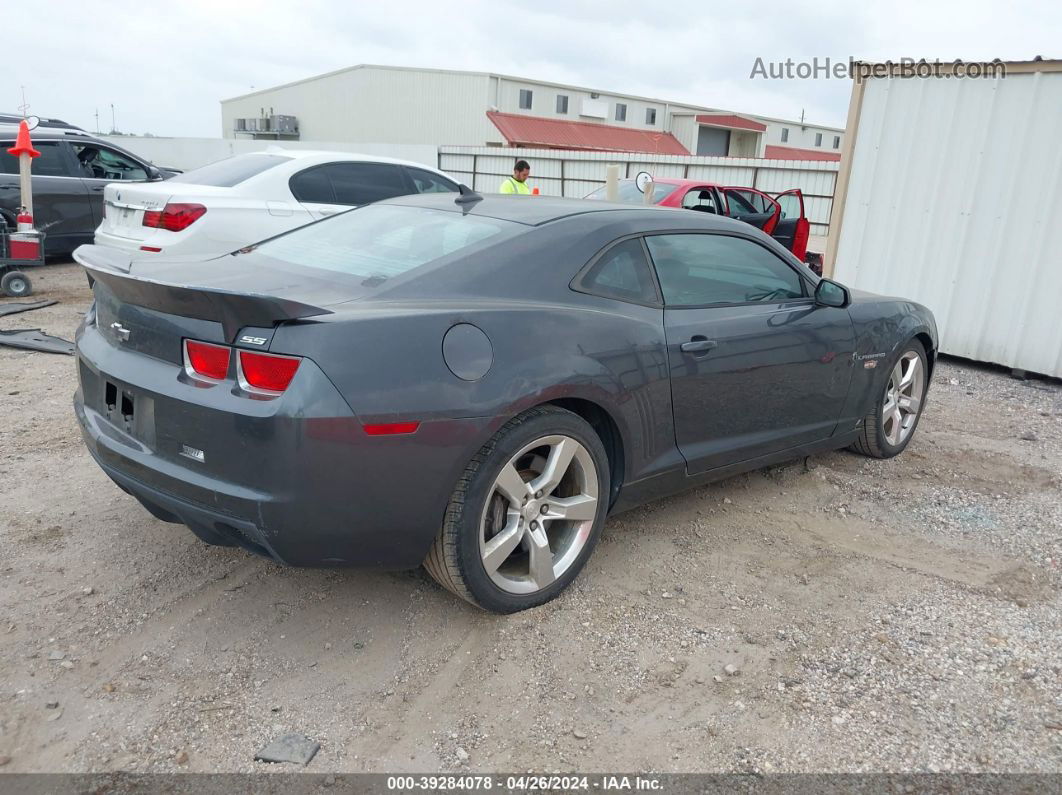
[7,0,1061,138]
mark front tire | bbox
[851,339,928,459]
[424,406,610,613]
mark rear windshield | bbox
[255,204,516,283]
[168,154,291,187]
[585,180,677,204]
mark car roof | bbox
[382,192,702,226]
[0,125,99,140]
[620,177,723,189]
[243,148,451,173]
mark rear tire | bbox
[850,339,928,459]
[424,406,610,613]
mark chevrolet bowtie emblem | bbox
[110,322,130,342]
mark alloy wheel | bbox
[479,435,599,594]
[883,351,924,446]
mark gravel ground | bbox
[0,263,1059,774]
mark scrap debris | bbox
[0,328,75,355]
[254,733,320,766]
[0,300,57,317]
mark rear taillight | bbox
[184,340,230,380]
[238,350,301,393]
[142,203,207,232]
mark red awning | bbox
[764,145,841,162]
[695,114,767,133]
[487,111,689,155]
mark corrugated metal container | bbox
[829,61,1062,377]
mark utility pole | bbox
[110,103,116,134]
[18,85,30,118]
[94,108,100,134]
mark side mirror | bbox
[815,278,849,308]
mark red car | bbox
[587,178,811,266]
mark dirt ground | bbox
[1,262,1059,774]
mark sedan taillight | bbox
[143,203,207,232]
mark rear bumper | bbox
[92,230,144,254]
[75,324,498,569]
[85,443,281,560]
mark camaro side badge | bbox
[855,352,887,369]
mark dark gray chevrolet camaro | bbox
[73,192,937,613]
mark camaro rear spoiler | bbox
[73,245,333,341]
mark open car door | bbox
[721,188,779,235]
[772,189,810,262]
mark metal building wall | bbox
[832,68,1062,377]
[221,66,494,145]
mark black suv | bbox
[1,116,177,257]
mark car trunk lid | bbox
[99,183,174,241]
[74,245,353,356]
[99,182,233,241]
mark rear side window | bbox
[681,188,719,213]
[0,141,70,177]
[576,238,659,305]
[724,190,758,216]
[328,162,410,205]
[256,204,516,282]
[0,143,16,174]
[406,168,458,194]
[646,233,804,307]
[169,154,291,187]
[289,166,334,203]
[731,189,772,213]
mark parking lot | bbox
[1,262,1059,774]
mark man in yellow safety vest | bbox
[499,159,531,194]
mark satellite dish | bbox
[634,171,653,192]
[25,115,40,131]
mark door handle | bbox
[680,337,718,354]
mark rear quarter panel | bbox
[271,298,679,494]
[268,214,690,492]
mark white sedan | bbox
[93,150,459,259]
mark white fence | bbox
[439,146,839,237]
[99,136,439,173]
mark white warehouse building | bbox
[220,64,843,160]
